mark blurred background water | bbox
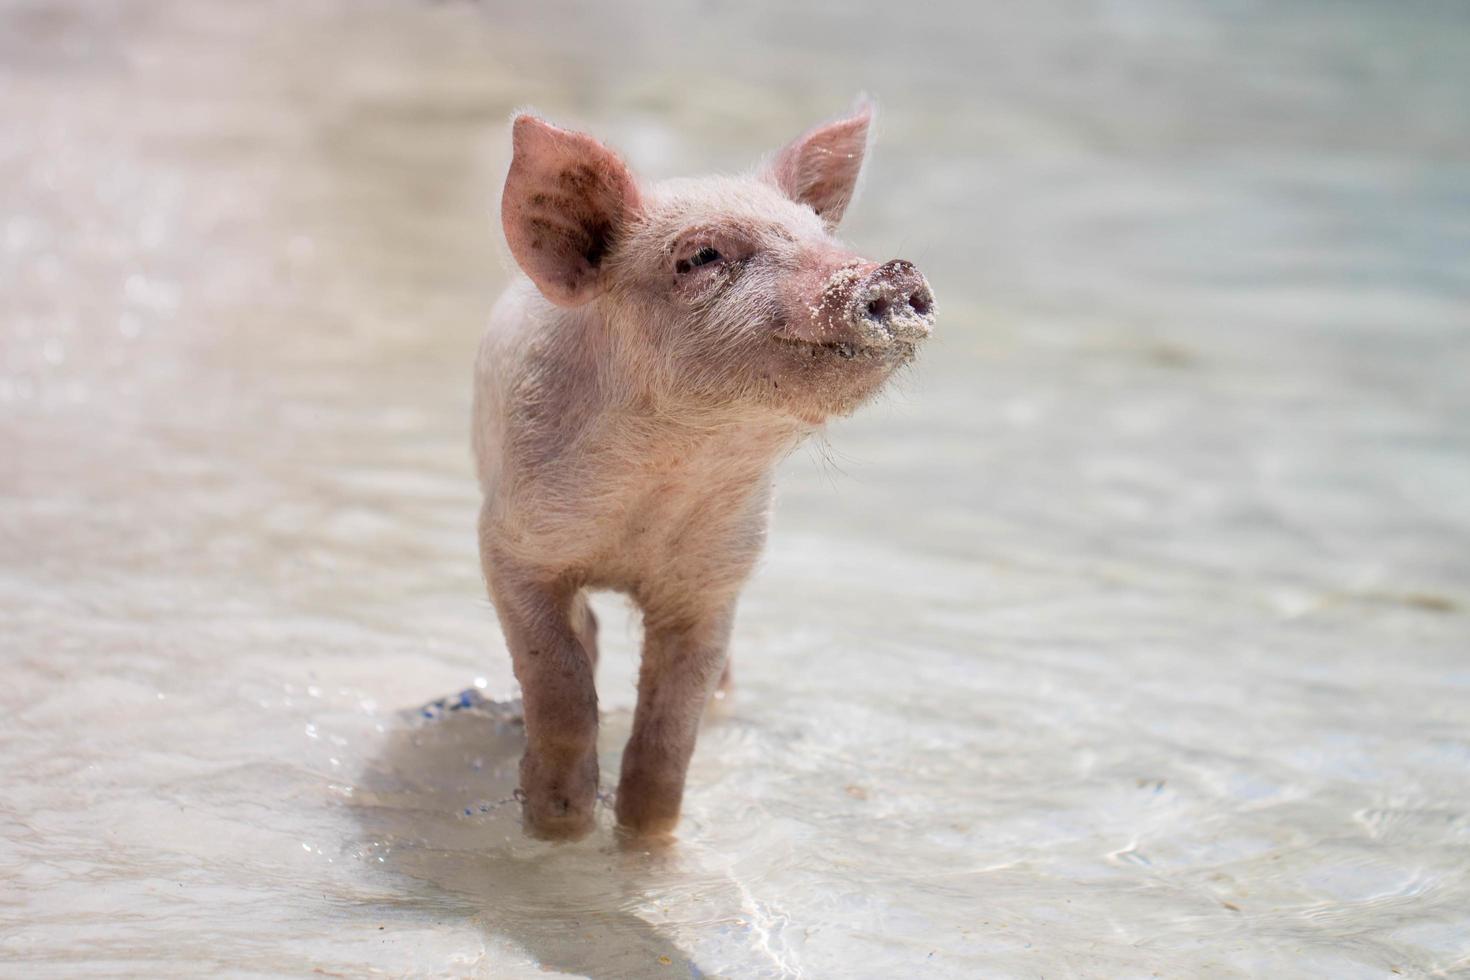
[3,0,1469,976]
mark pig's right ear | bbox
[765,102,873,229]
[501,115,641,308]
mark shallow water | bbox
[3,0,1469,976]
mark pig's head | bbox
[500,103,934,423]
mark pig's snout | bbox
[850,260,935,347]
[782,257,935,353]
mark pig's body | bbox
[473,106,933,839]
[473,281,803,607]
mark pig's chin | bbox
[759,328,915,423]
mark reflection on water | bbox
[3,0,1468,975]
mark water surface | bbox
[3,0,1469,976]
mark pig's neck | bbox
[583,306,820,458]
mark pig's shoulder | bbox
[477,280,542,369]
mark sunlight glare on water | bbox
[2,0,1469,976]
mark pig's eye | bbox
[675,246,722,274]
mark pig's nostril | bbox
[866,298,891,320]
[908,293,932,316]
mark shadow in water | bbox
[347,693,710,979]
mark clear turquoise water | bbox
[2,0,1468,976]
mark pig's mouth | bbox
[772,334,915,363]
[774,335,864,359]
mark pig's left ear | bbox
[766,102,873,229]
[502,115,641,307]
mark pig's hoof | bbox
[522,796,596,841]
[614,811,680,845]
[518,749,598,840]
[614,822,678,851]
[614,794,682,840]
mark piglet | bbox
[472,102,935,840]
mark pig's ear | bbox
[501,115,641,307]
[766,102,873,228]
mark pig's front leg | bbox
[482,552,600,840]
[616,602,735,837]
